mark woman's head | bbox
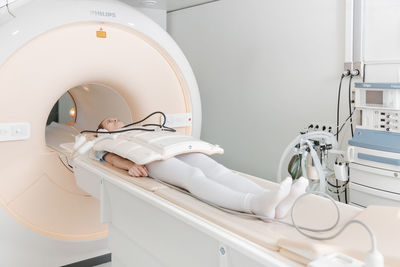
[97,118,125,132]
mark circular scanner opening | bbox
[45,83,132,170]
[46,91,76,127]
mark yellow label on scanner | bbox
[96,28,107,38]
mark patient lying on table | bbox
[94,118,309,220]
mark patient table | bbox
[73,155,400,267]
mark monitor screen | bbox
[366,90,383,105]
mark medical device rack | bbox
[348,83,400,207]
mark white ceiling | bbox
[0,0,10,9]
[0,0,219,12]
[120,0,219,12]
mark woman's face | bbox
[101,118,124,131]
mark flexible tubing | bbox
[301,150,308,179]
[277,136,301,182]
[291,192,376,251]
[305,139,326,192]
[153,177,377,258]
[277,132,337,182]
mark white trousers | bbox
[146,153,268,213]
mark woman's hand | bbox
[103,153,148,177]
[128,164,148,177]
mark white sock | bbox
[275,177,309,219]
[249,177,292,222]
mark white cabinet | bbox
[349,163,400,207]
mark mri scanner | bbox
[0,0,201,265]
[1,0,400,267]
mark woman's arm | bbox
[103,153,148,177]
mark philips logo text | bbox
[90,10,116,17]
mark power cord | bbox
[334,106,355,204]
[335,109,355,137]
[337,73,346,142]
[336,70,352,142]
[349,74,355,137]
[5,0,16,17]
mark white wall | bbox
[167,0,347,181]
[136,7,167,30]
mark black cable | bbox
[328,179,350,203]
[80,111,176,134]
[348,75,354,137]
[327,187,347,195]
[123,111,167,128]
[335,109,355,137]
[345,165,349,204]
[336,74,345,142]
[332,72,354,202]
[336,72,353,203]
[80,127,176,134]
[142,123,175,132]
[63,155,73,169]
[327,179,349,189]
[336,180,341,202]
[5,0,16,17]
[327,180,340,195]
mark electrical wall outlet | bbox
[353,61,364,78]
[344,62,352,72]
